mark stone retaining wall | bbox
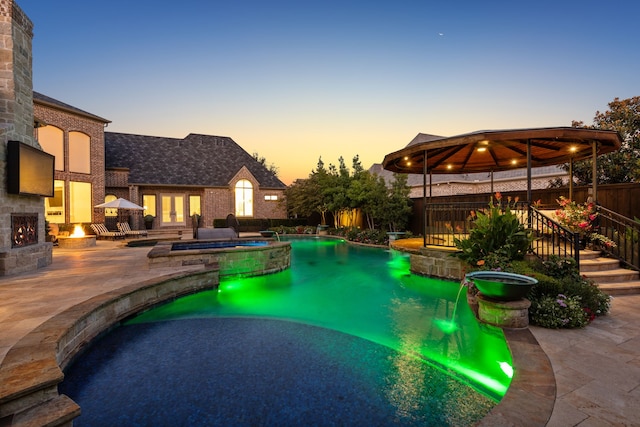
[148,240,291,277]
[409,246,466,280]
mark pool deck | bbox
[1,238,639,426]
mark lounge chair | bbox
[117,222,148,238]
[90,223,126,240]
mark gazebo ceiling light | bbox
[383,127,622,174]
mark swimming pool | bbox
[61,237,512,425]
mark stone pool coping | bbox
[147,238,292,277]
[0,268,219,426]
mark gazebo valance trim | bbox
[382,127,622,174]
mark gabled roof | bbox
[105,132,286,188]
[33,91,111,124]
[406,133,445,147]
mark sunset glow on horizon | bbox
[21,0,640,185]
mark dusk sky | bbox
[20,0,639,184]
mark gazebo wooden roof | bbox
[382,127,622,174]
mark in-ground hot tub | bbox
[147,239,291,277]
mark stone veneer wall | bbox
[148,241,291,277]
[409,247,466,281]
[0,1,52,275]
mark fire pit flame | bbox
[70,225,86,238]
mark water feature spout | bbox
[434,282,467,334]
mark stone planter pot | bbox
[465,271,538,301]
[477,295,531,328]
[466,291,479,319]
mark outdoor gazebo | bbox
[382,127,622,247]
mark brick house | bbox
[104,132,287,230]
[33,94,287,231]
[33,92,111,226]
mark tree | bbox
[378,173,412,232]
[567,96,640,184]
[252,152,279,177]
[350,171,387,230]
[284,158,331,223]
[285,155,413,232]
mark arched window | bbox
[37,125,64,171]
[235,179,253,217]
[69,131,91,174]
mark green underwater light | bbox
[128,237,513,401]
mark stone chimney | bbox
[0,0,52,275]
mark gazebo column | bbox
[423,149,428,247]
[569,157,574,200]
[591,141,598,203]
[526,139,532,203]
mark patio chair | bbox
[117,222,148,238]
[90,223,126,240]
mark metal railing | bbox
[423,201,530,246]
[596,205,640,271]
[424,201,583,267]
[528,206,580,266]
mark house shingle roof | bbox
[105,132,286,188]
[33,91,110,124]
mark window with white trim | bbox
[235,179,253,217]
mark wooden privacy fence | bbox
[409,183,640,236]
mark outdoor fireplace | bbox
[11,214,38,248]
[57,225,96,249]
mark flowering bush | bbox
[526,255,611,328]
[529,294,589,328]
[554,196,596,234]
[554,197,616,248]
[589,232,617,248]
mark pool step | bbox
[6,394,79,427]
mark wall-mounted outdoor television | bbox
[6,140,55,197]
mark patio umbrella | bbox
[95,198,144,224]
[94,198,144,210]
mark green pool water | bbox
[129,237,513,401]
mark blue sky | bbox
[19,0,640,184]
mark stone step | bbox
[581,268,640,283]
[578,249,602,260]
[579,257,621,272]
[10,395,80,427]
[598,280,640,296]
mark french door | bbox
[161,194,185,226]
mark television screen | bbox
[7,140,55,197]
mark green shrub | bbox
[525,255,611,328]
[529,294,589,329]
[269,225,315,234]
[454,193,533,269]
